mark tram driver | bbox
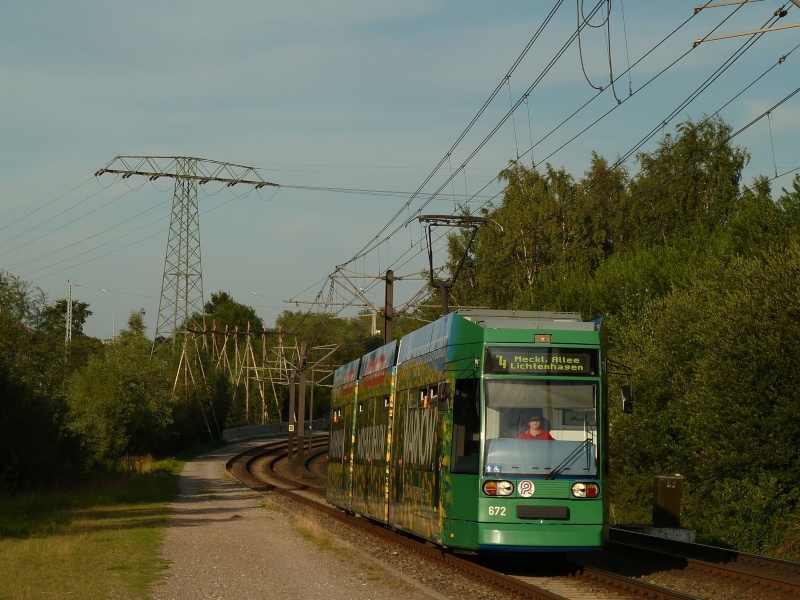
[516,411,554,440]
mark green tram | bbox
[327,309,606,552]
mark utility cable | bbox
[332,0,607,275]
[475,5,788,268]
[335,0,570,270]
[413,6,794,291]
[0,186,137,259]
[0,173,97,233]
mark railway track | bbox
[596,526,800,598]
[230,437,787,599]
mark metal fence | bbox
[222,418,328,442]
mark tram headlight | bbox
[483,480,514,496]
[571,482,600,498]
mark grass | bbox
[0,457,183,600]
[286,510,402,588]
[290,513,336,552]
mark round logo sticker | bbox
[518,480,535,498]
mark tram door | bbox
[341,403,354,511]
[388,386,440,541]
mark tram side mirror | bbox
[621,385,634,414]
[438,382,451,411]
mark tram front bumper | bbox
[444,520,604,552]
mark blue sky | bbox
[2,2,798,340]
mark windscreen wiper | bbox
[544,439,590,480]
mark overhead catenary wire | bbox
[333,0,574,271]
[326,0,608,277]
[421,2,793,277]
[309,0,718,308]
[0,173,97,233]
[359,2,798,309]
[7,2,706,303]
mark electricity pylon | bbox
[96,156,279,353]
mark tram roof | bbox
[455,309,599,331]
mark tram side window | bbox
[451,379,480,474]
[419,386,437,409]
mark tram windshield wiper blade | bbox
[544,439,590,480]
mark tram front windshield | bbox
[483,379,598,478]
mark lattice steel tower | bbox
[96,156,279,352]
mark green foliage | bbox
[275,309,381,364]
[608,239,800,552]
[0,272,86,492]
[33,297,92,337]
[624,115,748,249]
[200,290,263,331]
[689,474,788,552]
[67,314,176,466]
[170,341,234,441]
[268,310,383,422]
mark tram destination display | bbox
[484,347,597,376]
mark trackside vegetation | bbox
[1,113,800,572]
[0,457,181,600]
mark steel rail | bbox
[608,527,800,597]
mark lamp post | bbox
[101,289,116,341]
[250,291,266,323]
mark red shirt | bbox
[516,429,554,440]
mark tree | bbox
[0,272,84,491]
[33,298,92,338]
[67,312,176,465]
[625,115,748,249]
[448,162,580,310]
[198,290,263,332]
[609,239,800,553]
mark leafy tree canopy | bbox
[199,290,263,332]
[32,298,92,338]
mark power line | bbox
[431,3,792,277]
[308,1,709,309]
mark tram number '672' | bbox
[488,506,507,516]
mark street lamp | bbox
[250,291,266,321]
[101,289,116,341]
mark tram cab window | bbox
[483,380,598,477]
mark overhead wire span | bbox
[332,0,606,275]
[26,226,166,283]
[325,0,709,296]
[522,0,728,171]
[0,173,97,235]
[482,84,800,275]
[9,195,171,272]
[0,184,135,256]
[437,5,795,278]
[333,0,570,271]
[293,0,775,315]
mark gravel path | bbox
[151,441,441,600]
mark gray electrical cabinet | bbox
[653,475,683,528]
